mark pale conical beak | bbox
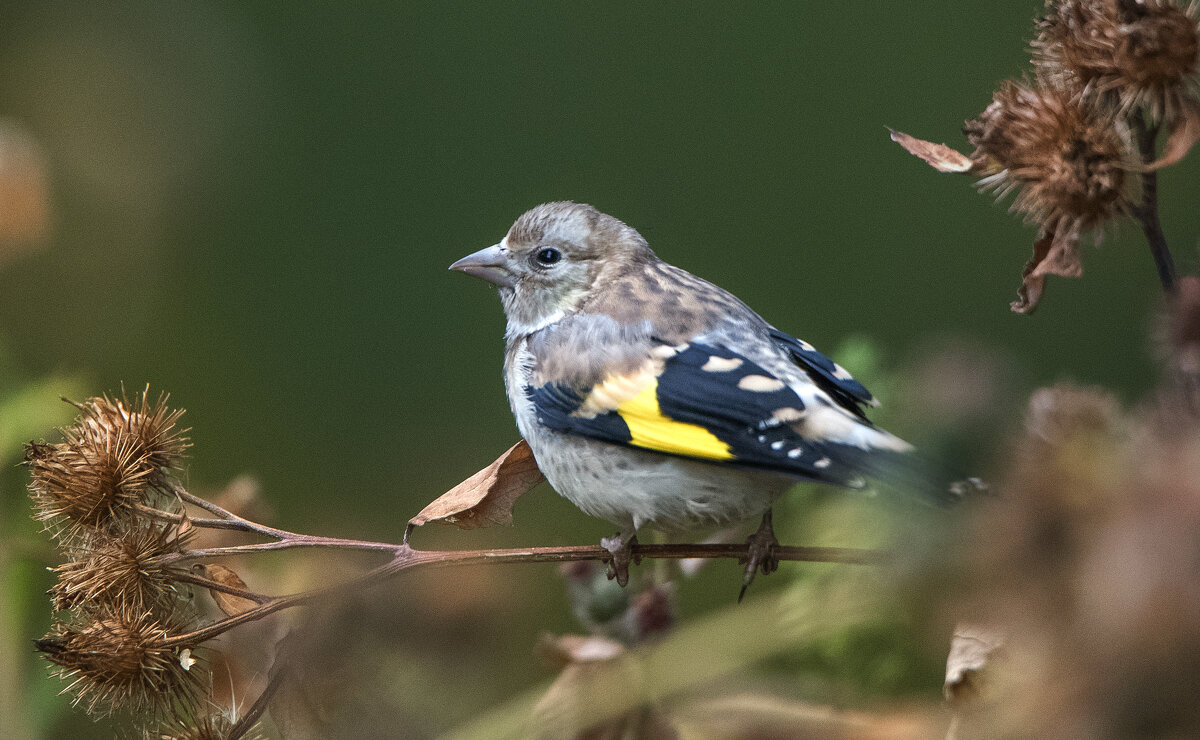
[449,244,515,288]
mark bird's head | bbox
[451,202,653,335]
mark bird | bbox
[451,202,936,596]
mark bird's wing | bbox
[767,328,877,415]
[526,335,910,487]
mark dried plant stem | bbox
[1131,110,1178,296]
[159,540,880,648]
[155,487,879,645]
[168,569,272,604]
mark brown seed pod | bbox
[73,386,191,472]
[1035,0,1200,118]
[36,610,205,717]
[51,521,190,616]
[965,79,1132,234]
[28,435,156,535]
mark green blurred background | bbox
[1,1,1196,737]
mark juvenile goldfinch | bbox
[452,202,920,593]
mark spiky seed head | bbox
[26,388,190,540]
[36,611,204,717]
[51,522,188,616]
[74,387,191,472]
[1035,0,1200,118]
[28,434,156,535]
[964,79,1131,234]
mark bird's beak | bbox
[449,244,515,288]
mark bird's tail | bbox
[820,437,988,508]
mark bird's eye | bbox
[534,247,562,266]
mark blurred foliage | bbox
[0,1,1198,738]
[0,338,84,739]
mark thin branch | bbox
[158,541,879,648]
[165,539,398,563]
[136,504,231,530]
[1131,109,1178,295]
[168,569,273,604]
[160,483,402,552]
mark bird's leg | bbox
[739,510,779,602]
[600,530,640,588]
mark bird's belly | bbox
[525,428,793,532]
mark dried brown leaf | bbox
[890,128,976,173]
[408,439,544,530]
[1153,101,1200,169]
[1011,228,1082,314]
[200,564,258,617]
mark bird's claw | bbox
[739,511,779,602]
[601,533,639,587]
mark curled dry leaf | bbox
[408,439,545,530]
[199,564,259,617]
[1011,229,1082,314]
[889,129,976,173]
[945,623,1006,706]
[1146,101,1200,171]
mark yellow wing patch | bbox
[617,378,733,461]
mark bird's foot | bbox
[739,511,779,602]
[600,532,640,587]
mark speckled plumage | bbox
[452,202,914,576]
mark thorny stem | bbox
[1131,109,1178,296]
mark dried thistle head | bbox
[961,79,1136,312]
[74,387,191,472]
[965,79,1132,236]
[51,522,189,616]
[36,610,204,717]
[27,434,156,534]
[1035,0,1200,119]
[26,388,189,539]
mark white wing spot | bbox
[832,363,854,380]
[787,447,803,458]
[770,440,785,450]
[798,339,816,351]
[650,345,680,360]
[771,407,804,423]
[701,355,744,372]
[814,457,831,469]
[738,375,786,392]
[757,435,767,443]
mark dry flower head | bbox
[965,79,1132,237]
[36,610,204,717]
[28,433,157,533]
[1035,0,1200,119]
[51,522,189,616]
[26,388,189,539]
